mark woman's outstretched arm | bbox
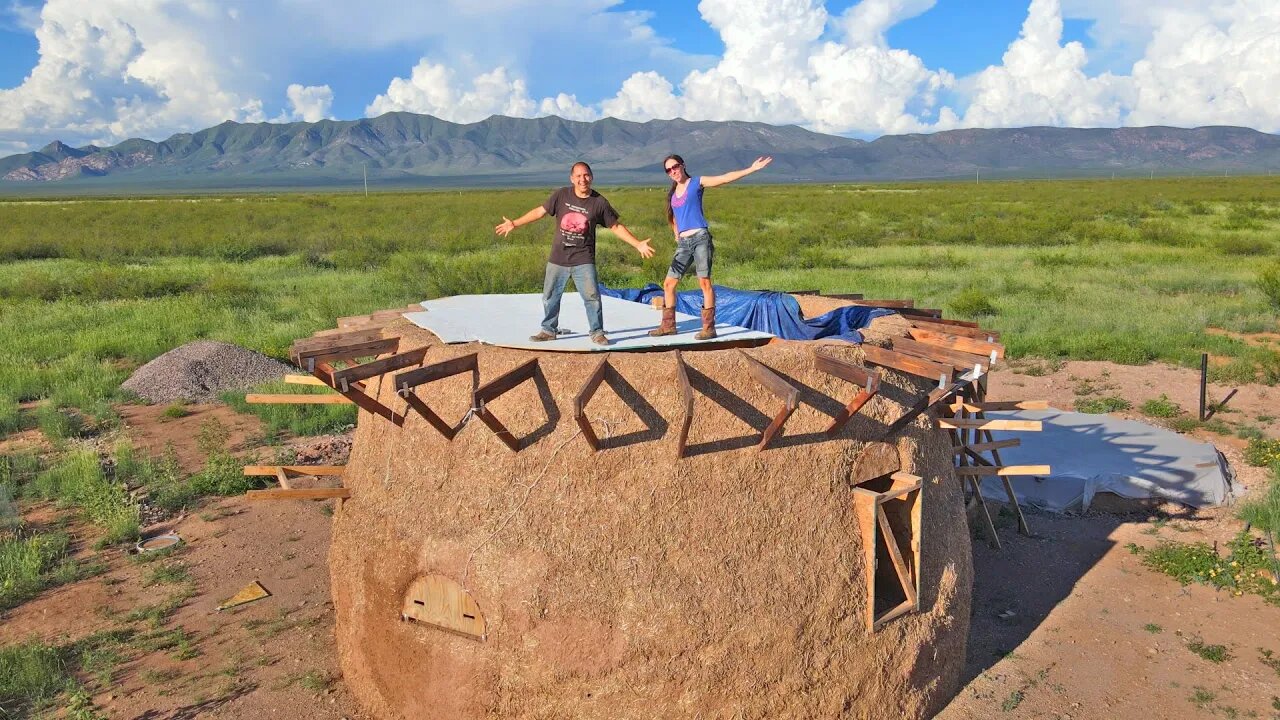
[700,156,772,188]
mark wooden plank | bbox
[738,350,798,451]
[819,292,865,300]
[274,468,291,490]
[872,600,917,631]
[877,472,923,502]
[295,338,401,371]
[951,438,1022,456]
[917,316,980,329]
[955,465,1051,477]
[284,374,328,386]
[937,418,1042,431]
[244,465,346,476]
[291,327,386,355]
[330,347,429,392]
[246,487,350,501]
[950,399,1049,412]
[337,304,424,328]
[846,299,915,308]
[245,394,353,405]
[894,307,944,320]
[852,489,878,632]
[859,344,953,384]
[909,319,1000,341]
[894,337,990,374]
[674,351,693,459]
[574,356,610,451]
[907,327,1005,360]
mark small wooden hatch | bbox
[400,575,486,641]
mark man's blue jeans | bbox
[541,262,603,335]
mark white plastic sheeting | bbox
[403,293,774,352]
[974,410,1235,513]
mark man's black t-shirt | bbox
[541,187,620,266]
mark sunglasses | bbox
[663,162,683,174]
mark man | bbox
[496,162,654,345]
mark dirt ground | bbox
[5,358,1280,719]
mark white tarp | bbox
[975,410,1235,512]
[403,293,774,352]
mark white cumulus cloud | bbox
[365,62,536,123]
[599,0,954,135]
[960,0,1131,128]
[282,84,334,123]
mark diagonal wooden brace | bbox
[813,351,881,436]
[394,353,480,440]
[738,350,798,451]
[473,358,542,452]
[574,355,610,452]
[330,347,428,393]
[674,351,693,459]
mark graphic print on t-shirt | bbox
[560,210,588,244]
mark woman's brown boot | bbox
[649,306,677,337]
[695,306,717,340]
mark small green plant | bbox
[143,562,190,587]
[999,689,1024,712]
[1128,531,1279,606]
[948,287,999,317]
[1074,396,1132,414]
[159,402,191,421]
[1260,648,1280,677]
[1185,636,1231,663]
[299,670,333,693]
[1189,687,1216,708]
[1140,394,1181,418]
[1143,623,1163,634]
[1243,437,1280,467]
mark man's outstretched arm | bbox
[608,222,655,258]
[495,206,548,237]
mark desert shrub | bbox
[29,451,139,544]
[0,531,71,610]
[1075,396,1132,414]
[0,640,69,710]
[1214,235,1273,256]
[1140,394,1181,418]
[1259,263,1280,309]
[948,287,998,317]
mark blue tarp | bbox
[600,284,893,344]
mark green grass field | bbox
[1,177,1278,432]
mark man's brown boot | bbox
[649,306,677,337]
[695,306,717,340]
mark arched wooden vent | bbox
[400,575,487,641]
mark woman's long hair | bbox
[663,154,685,225]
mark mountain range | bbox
[2,113,1278,190]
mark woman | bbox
[649,154,772,339]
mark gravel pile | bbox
[122,340,294,404]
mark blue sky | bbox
[0,1,1275,154]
